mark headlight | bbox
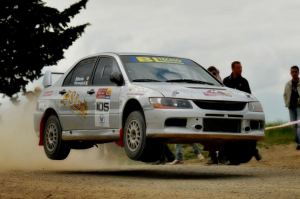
[248,102,263,112]
[149,97,192,109]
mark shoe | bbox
[197,154,205,161]
[168,159,184,165]
[151,160,165,165]
[296,146,300,150]
[206,159,218,165]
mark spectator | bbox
[223,61,251,94]
[207,66,222,82]
[153,144,175,164]
[222,61,261,161]
[284,65,300,150]
[169,144,204,165]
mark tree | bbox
[0,0,89,97]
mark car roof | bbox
[84,52,189,60]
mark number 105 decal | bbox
[95,99,110,127]
[96,101,109,112]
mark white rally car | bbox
[34,53,265,164]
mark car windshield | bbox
[120,55,221,86]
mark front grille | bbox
[193,100,247,111]
[203,118,241,133]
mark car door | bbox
[90,56,122,130]
[58,57,98,130]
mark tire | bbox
[223,141,257,165]
[123,111,147,161]
[43,115,71,160]
[123,111,164,162]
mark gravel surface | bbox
[1,164,300,199]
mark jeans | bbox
[289,108,300,147]
[175,144,201,161]
[159,144,175,162]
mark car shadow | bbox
[50,166,256,180]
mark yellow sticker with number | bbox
[136,56,183,64]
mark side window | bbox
[63,57,97,86]
[93,57,120,86]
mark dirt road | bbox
[1,163,300,199]
[2,144,300,199]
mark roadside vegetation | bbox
[261,121,295,146]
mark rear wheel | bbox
[43,115,70,160]
[123,111,163,162]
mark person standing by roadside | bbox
[169,144,205,165]
[284,65,300,150]
[207,66,222,82]
[206,66,223,164]
[223,61,261,161]
[223,61,251,94]
[152,144,175,165]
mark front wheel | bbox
[124,111,146,160]
[43,115,71,160]
[123,111,164,162]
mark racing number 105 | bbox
[96,102,109,112]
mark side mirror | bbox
[43,71,52,88]
[110,71,124,86]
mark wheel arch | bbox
[39,108,59,146]
[122,99,145,128]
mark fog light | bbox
[245,126,251,132]
[194,125,202,130]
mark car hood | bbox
[133,82,257,102]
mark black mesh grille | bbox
[203,118,241,133]
[193,100,247,111]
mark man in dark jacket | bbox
[223,61,251,94]
[223,61,261,161]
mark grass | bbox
[261,121,295,146]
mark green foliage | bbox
[261,122,295,146]
[0,0,89,97]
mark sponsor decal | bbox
[127,87,145,96]
[61,90,88,117]
[95,99,110,127]
[96,88,112,99]
[131,56,184,64]
[74,76,89,86]
[203,89,232,97]
[43,90,53,97]
[95,88,112,126]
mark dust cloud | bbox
[0,93,133,171]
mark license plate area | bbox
[203,118,241,133]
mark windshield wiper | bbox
[166,79,214,85]
[132,79,161,82]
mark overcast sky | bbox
[44,0,300,122]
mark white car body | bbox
[34,52,265,163]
